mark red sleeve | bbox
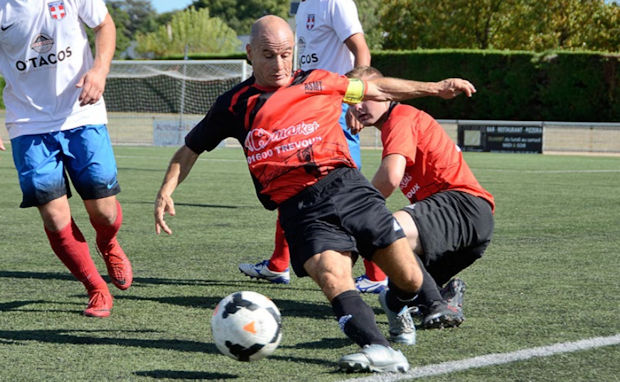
[380,110,417,166]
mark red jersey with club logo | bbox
[185,69,364,209]
[381,103,495,211]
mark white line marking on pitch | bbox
[479,168,620,174]
[341,334,620,382]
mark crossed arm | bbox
[365,77,476,102]
[347,76,476,134]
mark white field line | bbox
[342,334,620,382]
[480,168,620,174]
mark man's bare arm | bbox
[344,32,371,68]
[76,13,116,106]
[365,77,476,102]
[371,154,407,198]
[154,145,199,235]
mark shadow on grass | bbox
[0,328,346,368]
[0,271,336,319]
[0,270,74,281]
[0,270,260,288]
[0,328,219,353]
[134,370,238,380]
[114,294,334,320]
[278,337,352,350]
[0,300,48,311]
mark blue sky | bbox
[150,0,194,14]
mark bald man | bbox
[154,15,476,373]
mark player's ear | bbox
[246,44,252,64]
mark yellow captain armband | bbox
[343,78,364,104]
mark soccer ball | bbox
[211,291,282,361]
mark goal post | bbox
[104,59,252,146]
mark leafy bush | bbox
[372,49,620,122]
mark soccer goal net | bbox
[104,59,252,146]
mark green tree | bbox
[189,0,289,35]
[379,0,620,52]
[522,0,620,51]
[380,0,532,49]
[105,3,132,57]
[107,0,158,36]
[355,0,383,50]
[103,0,159,57]
[135,7,239,58]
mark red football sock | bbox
[44,219,107,292]
[363,259,387,282]
[90,199,122,251]
[268,217,290,272]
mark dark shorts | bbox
[402,190,494,286]
[278,167,405,277]
[11,125,121,208]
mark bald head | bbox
[250,15,294,47]
[246,15,295,88]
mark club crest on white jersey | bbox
[48,1,67,20]
[306,14,315,30]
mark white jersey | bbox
[295,0,364,75]
[0,0,108,139]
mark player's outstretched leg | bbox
[339,344,410,373]
[331,290,410,373]
[305,249,410,373]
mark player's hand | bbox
[0,137,5,151]
[346,107,365,135]
[76,67,107,106]
[437,78,476,99]
[154,192,176,235]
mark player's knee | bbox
[304,252,354,297]
[85,198,118,226]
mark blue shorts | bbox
[11,125,121,208]
[340,103,362,170]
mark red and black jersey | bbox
[185,69,363,210]
[381,103,495,211]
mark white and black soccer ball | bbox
[211,291,282,362]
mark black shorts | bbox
[402,190,494,286]
[278,167,405,277]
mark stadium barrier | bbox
[1,111,619,154]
